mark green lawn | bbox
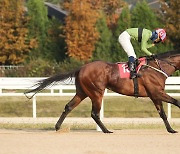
[0,123,180,131]
[0,96,179,118]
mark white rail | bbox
[0,77,179,120]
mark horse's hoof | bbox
[107,131,113,133]
[55,128,60,131]
[168,129,178,133]
[104,130,113,133]
[55,124,60,131]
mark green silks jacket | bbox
[126,28,154,56]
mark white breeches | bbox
[118,31,136,58]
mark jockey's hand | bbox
[154,40,161,44]
[151,54,157,59]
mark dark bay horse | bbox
[25,50,180,133]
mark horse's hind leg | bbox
[91,97,113,133]
[152,100,177,133]
[55,93,86,131]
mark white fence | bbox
[0,77,179,119]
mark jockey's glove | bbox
[151,54,157,59]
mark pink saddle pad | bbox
[118,57,146,78]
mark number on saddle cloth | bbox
[118,57,147,79]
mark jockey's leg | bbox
[118,31,136,58]
[118,31,138,79]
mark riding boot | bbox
[128,56,138,79]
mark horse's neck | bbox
[149,59,175,77]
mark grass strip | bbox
[0,123,180,131]
[0,96,180,118]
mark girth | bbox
[133,78,139,98]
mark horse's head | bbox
[156,50,180,71]
[174,54,180,70]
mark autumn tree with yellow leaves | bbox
[64,0,100,61]
[0,0,36,65]
[63,0,126,61]
[103,0,125,30]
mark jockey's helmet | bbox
[156,28,166,42]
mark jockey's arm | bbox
[141,37,153,56]
[146,43,154,49]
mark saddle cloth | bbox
[118,57,146,78]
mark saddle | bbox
[117,57,147,79]
[117,57,147,97]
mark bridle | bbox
[143,56,179,78]
[158,58,178,70]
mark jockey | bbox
[118,28,166,79]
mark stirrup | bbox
[130,72,141,79]
[130,74,137,79]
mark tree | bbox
[130,0,172,56]
[93,13,113,61]
[0,0,36,65]
[111,6,131,62]
[160,0,180,48]
[64,0,99,61]
[131,0,159,29]
[116,6,131,32]
[103,0,126,30]
[27,0,49,58]
[46,18,66,62]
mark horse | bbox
[25,50,180,133]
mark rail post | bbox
[33,96,37,118]
[167,103,171,119]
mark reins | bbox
[159,58,178,70]
[143,64,169,78]
[143,56,178,78]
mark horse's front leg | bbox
[152,99,177,133]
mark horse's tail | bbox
[24,69,80,99]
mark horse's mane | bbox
[145,49,179,61]
[155,49,180,59]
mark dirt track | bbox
[0,129,180,154]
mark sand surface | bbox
[0,129,180,154]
